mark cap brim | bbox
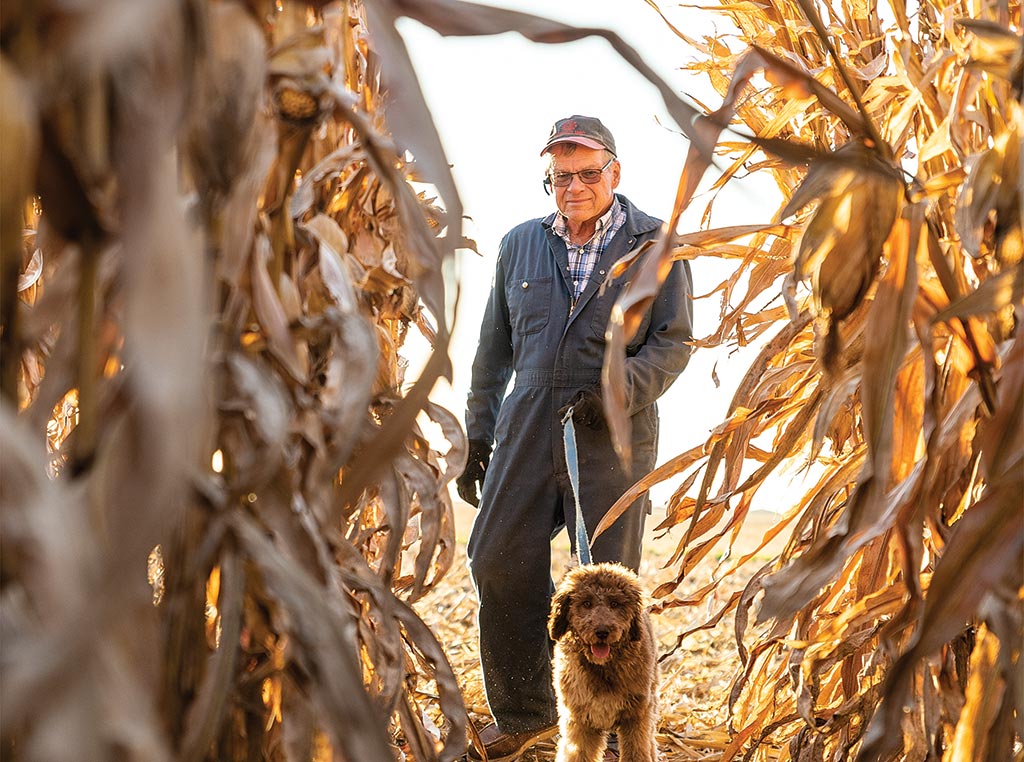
[539,136,608,156]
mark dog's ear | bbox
[549,585,572,641]
[629,600,645,642]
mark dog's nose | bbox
[595,628,609,641]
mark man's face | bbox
[548,144,620,230]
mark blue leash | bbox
[561,405,593,565]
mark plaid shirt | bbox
[551,200,627,301]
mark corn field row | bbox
[1,1,1020,761]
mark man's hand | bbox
[456,439,491,508]
[558,386,604,430]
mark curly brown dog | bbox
[548,562,659,762]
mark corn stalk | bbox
[1,1,466,760]
[605,1,1022,759]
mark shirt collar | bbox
[551,200,620,245]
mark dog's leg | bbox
[556,719,606,762]
[615,717,658,762]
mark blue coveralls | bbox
[464,194,694,733]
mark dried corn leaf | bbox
[234,515,396,762]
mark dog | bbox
[548,562,659,762]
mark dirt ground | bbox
[412,497,787,761]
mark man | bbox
[457,115,693,762]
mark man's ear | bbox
[548,587,572,641]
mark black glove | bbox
[456,439,491,508]
[558,386,604,430]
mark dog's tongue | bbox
[591,643,611,660]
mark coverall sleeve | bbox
[623,257,694,415]
[464,236,515,446]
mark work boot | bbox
[467,722,557,762]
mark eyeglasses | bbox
[543,157,614,194]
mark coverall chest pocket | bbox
[508,276,552,336]
[590,279,626,337]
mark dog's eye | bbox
[581,600,593,609]
[609,600,619,609]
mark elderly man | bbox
[457,115,693,762]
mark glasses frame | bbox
[542,157,615,195]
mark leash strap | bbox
[561,405,593,566]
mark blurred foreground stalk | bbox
[1,2,466,760]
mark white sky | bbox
[395,0,797,507]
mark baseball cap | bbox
[540,115,617,157]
